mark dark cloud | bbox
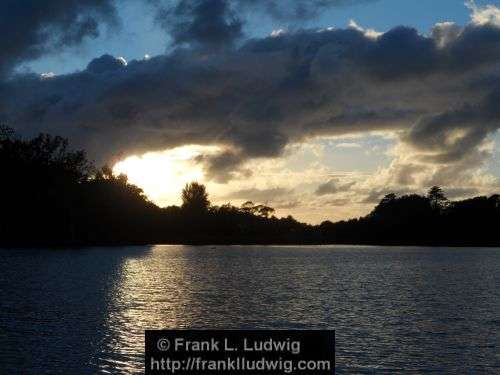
[315,179,356,195]
[154,0,243,50]
[195,150,249,183]
[0,0,118,77]
[149,0,379,51]
[431,22,462,48]
[403,91,499,164]
[2,19,500,181]
[86,54,127,74]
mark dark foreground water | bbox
[0,245,499,374]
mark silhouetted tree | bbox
[239,201,275,218]
[95,165,115,180]
[0,124,14,140]
[380,193,396,206]
[490,194,500,208]
[370,193,397,218]
[241,201,258,215]
[428,186,447,210]
[255,205,275,218]
[181,182,210,212]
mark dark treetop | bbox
[1,127,499,247]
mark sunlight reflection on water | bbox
[1,245,499,374]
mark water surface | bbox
[1,245,499,374]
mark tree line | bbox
[1,127,499,246]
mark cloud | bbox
[432,22,462,48]
[153,0,243,50]
[391,162,427,186]
[361,189,386,204]
[443,186,479,199]
[86,54,128,73]
[0,0,118,77]
[348,19,383,39]
[1,3,500,193]
[222,187,293,203]
[195,150,250,183]
[335,142,362,148]
[466,0,500,27]
[270,29,287,38]
[149,0,380,51]
[274,200,300,209]
[324,198,350,206]
[315,178,356,195]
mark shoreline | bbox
[3,240,500,249]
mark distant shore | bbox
[2,129,500,249]
[4,239,500,248]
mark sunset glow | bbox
[113,145,221,206]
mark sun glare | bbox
[113,145,221,206]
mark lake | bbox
[0,245,499,374]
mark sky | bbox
[2,0,500,224]
[20,0,478,75]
